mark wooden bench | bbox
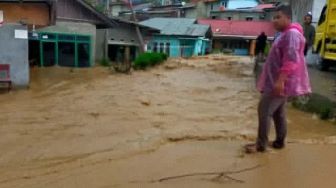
[0,64,12,92]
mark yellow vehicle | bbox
[314,0,336,71]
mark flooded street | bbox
[0,55,336,188]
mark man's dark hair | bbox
[276,4,292,19]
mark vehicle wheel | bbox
[316,55,330,71]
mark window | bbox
[153,42,158,52]
[42,42,56,66]
[318,5,327,26]
[58,42,75,67]
[159,43,164,53]
[166,43,170,56]
[77,43,90,67]
[222,41,228,48]
[220,0,228,7]
[246,17,253,21]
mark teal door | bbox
[41,41,57,67]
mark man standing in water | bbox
[246,4,312,153]
[303,13,315,56]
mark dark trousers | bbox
[304,43,309,56]
[257,94,287,149]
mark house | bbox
[29,0,116,67]
[140,18,212,57]
[108,1,130,17]
[0,0,118,87]
[180,0,275,21]
[119,4,183,21]
[0,0,116,70]
[198,19,276,55]
[108,1,129,17]
[0,0,54,87]
[207,0,276,21]
[96,17,159,64]
[160,0,181,6]
[207,0,261,12]
[210,8,266,20]
[107,0,153,17]
[179,2,207,18]
[0,0,54,28]
[0,23,29,88]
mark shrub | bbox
[292,93,336,120]
[133,52,167,70]
[149,53,163,65]
[160,53,168,61]
[99,58,111,67]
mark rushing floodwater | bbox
[0,55,335,188]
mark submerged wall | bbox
[0,24,29,87]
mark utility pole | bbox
[105,0,110,17]
[128,0,145,53]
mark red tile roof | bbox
[198,19,276,38]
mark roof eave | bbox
[213,34,274,40]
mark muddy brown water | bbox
[0,55,335,188]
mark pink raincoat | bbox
[257,23,312,96]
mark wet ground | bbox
[0,55,336,188]
[308,67,336,102]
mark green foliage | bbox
[160,53,168,61]
[84,0,105,13]
[95,4,105,13]
[264,42,271,56]
[134,54,151,69]
[212,49,222,54]
[292,93,336,120]
[99,58,111,67]
[133,52,167,70]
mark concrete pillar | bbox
[124,46,130,65]
[104,29,108,60]
[250,40,256,56]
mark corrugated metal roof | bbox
[140,18,209,37]
[198,19,276,38]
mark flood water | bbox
[0,55,335,188]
